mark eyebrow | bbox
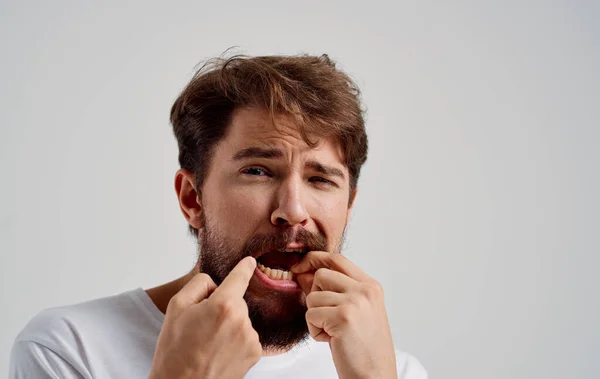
[232,146,346,180]
[306,160,346,180]
[232,147,284,160]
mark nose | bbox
[271,177,309,227]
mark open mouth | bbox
[255,248,307,282]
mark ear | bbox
[174,168,203,230]
[346,188,358,224]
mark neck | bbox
[146,272,195,314]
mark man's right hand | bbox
[149,256,262,379]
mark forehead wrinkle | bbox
[227,109,347,172]
[240,134,310,165]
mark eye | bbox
[242,167,270,176]
[310,176,337,187]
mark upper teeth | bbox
[258,262,294,281]
[283,249,305,253]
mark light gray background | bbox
[1,1,598,378]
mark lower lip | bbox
[254,267,301,291]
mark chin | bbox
[246,287,306,320]
[244,289,309,348]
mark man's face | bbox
[194,107,355,349]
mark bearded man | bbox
[10,54,427,379]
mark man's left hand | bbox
[291,251,398,379]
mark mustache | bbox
[241,228,328,257]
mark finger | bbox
[212,256,257,300]
[167,273,217,318]
[312,268,358,293]
[313,330,331,343]
[306,306,338,340]
[296,272,314,294]
[306,290,345,308]
[291,251,369,282]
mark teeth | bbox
[257,262,294,281]
[275,269,283,279]
[283,248,305,253]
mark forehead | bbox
[221,107,346,165]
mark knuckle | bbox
[330,253,345,265]
[247,328,260,345]
[243,326,262,356]
[314,268,328,281]
[166,295,184,313]
[212,298,236,316]
[197,273,212,283]
[248,337,262,358]
[338,306,353,323]
[362,282,383,300]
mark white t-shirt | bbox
[9,288,427,378]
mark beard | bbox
[196,213,337,350]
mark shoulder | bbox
[10,289,147,377]
[9,339,88,378]
[11,289,151,364]
[9,305,94,378]
[14,289,142,347]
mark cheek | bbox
[311,194,350,238]
[204,182,272,233]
